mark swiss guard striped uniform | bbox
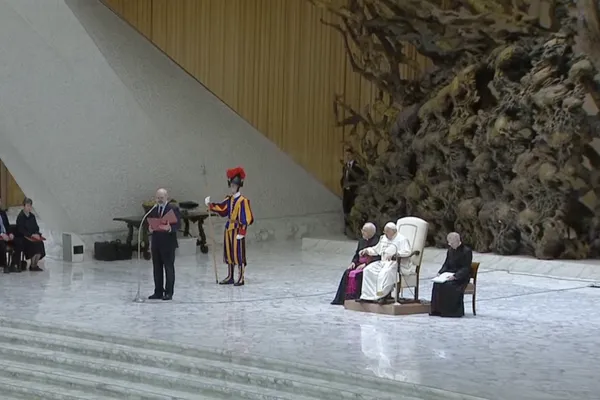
[208,166,254,286]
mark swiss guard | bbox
[205,166,254,286]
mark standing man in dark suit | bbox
[341,147,364,236]
[148,188,181,301]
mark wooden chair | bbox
[395,217,429,303]
[464,262,480,315]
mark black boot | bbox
[29,255,42,271]
[3,267,9,274]
[219,264,235,285]
[234,265,245,286]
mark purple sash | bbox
[347,254,370,297]
[347,269,362,297]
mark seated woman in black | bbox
[14,197,46,271]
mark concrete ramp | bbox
[0,0,341,240]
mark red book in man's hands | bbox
[148,210,177,231]
[26,235,46,242]
[161,210,177,224]
[147,218,163,231]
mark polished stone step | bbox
[0,375,117,400]
[0,344,314,400]
[0,359,213,400]
[0,329,383,400]
[3,397,34,400]
[0,317,488,400]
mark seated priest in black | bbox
[14,197,46,272]
[331,222,380,305]
[429,232,473,318]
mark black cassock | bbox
[330,235,379,305]
[430,244,473,317]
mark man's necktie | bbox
[159,206,163,216]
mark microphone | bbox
[133,203,157,303]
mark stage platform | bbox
[302,235,600,282]
[0,240,598,399]
[344,299,431,316]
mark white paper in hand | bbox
[432,272,455,283]
[204,196,210,206]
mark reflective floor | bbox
[0,241,597,400]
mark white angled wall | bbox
[0,0,341,237]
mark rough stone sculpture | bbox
[314,0,600,259]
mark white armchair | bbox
[395,217,429,303]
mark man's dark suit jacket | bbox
[351,235,380,265]
[341,160,364,191]
[0,209,13,235]
[149,203,181,250]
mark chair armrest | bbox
[392,250,419,262]
[392,250,421,261]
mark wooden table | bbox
[112,216,150,259]
[113,209,216,260]
[179,209,216,254]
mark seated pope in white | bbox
[358,222,413,302]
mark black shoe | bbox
[233,281,244,287]
[219,278,234,285]
[162,294,172,301]
[148,293,163,300]
[10,266,20,273]
[29,266,43,272]
[3,267,9,274]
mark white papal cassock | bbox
[359,233,413,301]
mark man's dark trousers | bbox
[152,242,175,296]
[149,204,180,298]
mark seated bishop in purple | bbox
[331,222,380,305]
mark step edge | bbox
[0,375,117,400]
[0,354,321,400]
[0,330,410,398]
[0,344,383,400]
[0,317,490,400]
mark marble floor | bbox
[0,241,598,400]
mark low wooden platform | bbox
[344,299,431,316]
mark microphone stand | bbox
[133,203,157,303]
